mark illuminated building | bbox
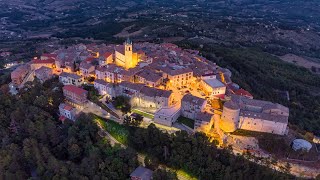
[181,94,207,119]
[200,74,226,98]
[59,72,84,87]
[220,95,289,135]
[115,38,138,69]
[94,79,115,98]
[194,112,214,133]
[59,103,77,121]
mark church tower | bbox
[125,38,133,69]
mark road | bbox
[82,101,121,123]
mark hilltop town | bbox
[7,37,320,178]
[1,0,320,178]
[10,38,291,141]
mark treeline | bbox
[0,78,138,179]
[176,41,320,134]
[127,125,295,180]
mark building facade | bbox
[200,75,226,98]
[11,64,31,85]
[220,95,289,135]
[94,79,115,98]
[59,72,84,87]
[59,103,77,121]
[79,62,95,78]
[154,104,181,126]
[35,66,53,83]
[181,94,207,119]
[115,39,138,69]
[63,85,88,106]
[194,112,214,133]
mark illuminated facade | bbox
[194,112,214,133]
[200,74,226,98]
[220,95,289,135]
[115,38,138,69]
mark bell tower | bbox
[125,38,133,69]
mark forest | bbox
[127,125,294,180]
[0,78,138,179]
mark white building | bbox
[154,104,181,126]
[200,74,226,98]
[133,86,174,109]
[59,72,84,87]
[79,62,95,78]
[94,79,115,98]
[59,103,77,121]
[181,94,207,119]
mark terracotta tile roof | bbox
[157,65,193,76]
[32,58,55,64]
[235,89,253,98]
[59,116,66,122]
[85,57,95,62]
[80,62,94,70]
[103,52,112,58]
[136,68,162,82]
[35,66,52,74]
[140,86,172,98]
[41,53,57,58]
[63,85,87,96]
[64,104,74,111]
[182,94,206,106]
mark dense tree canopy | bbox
[128,124,295,180]
[0,78,138,179]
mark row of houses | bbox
[57,74,214,133]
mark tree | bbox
[112,96,131,114]
[152,169,178,180]
[0,79,139,179]
[124,114,143,127]
[145,155,160,170]
[311,66,317,73]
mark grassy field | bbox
[177,116,194,129]
[94,116,129,145]
[132,109,154,119]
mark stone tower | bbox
[125,38,133,69]
[219,100,240,133]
